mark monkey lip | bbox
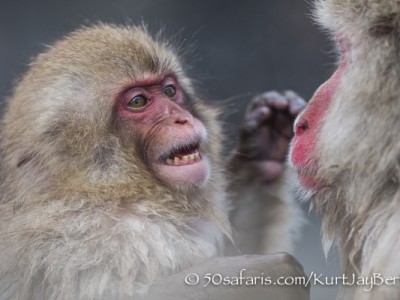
[154,140,209,185]
[159,141,202,166]
[293,165,320,189]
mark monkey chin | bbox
[297,172,320,190]
[290,162,321,190]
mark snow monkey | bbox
[0,24,306,300]
[290,0,400,299]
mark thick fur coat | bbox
[308,1,400,299]
[0,24,301,300]
[0,25,230,300]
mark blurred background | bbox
[0,1,339,299]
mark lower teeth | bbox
[166,151,200,165]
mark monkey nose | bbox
[175,114,192,125]
[295,119,309,136]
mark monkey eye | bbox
[163,85,177,98]
[127,95,148,109]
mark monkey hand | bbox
[231,90,306,183]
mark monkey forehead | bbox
[3,24,199,142]
[34,24,185,82]
[314,0,400,39]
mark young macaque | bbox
[0,24,305,300]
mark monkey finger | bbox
[242,105,272,133]
[272,112,295,138]
[263,134,292,161]
[283,90,306,116]
[260,91,290,110]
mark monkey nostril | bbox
[295,120,309,136]
[175,117,189,125]
[173,111,194,125]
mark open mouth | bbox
[159,141,202,166]
[154,137,209,185]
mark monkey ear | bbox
[369,15,396,37]
[16,154,34,168]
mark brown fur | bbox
[0,24,301,300]
[303,1,400,299]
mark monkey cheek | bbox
[153,157,210,187]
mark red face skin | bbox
[290,45,347,189]
[116,75,209,187]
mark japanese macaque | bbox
[0,24,306,300]
[290,0,400,299]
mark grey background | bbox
[0,1,340,299]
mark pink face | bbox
[115,75,209,187]
[290,42,347,189]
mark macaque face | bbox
[290,41,348,189]
[2,25,219,196]
[116,74,209,186]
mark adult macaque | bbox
[290,0,400,299]
[0,24,306,300]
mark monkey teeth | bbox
[165,151,201,166]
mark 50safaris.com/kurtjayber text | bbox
[184,269,400,291]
